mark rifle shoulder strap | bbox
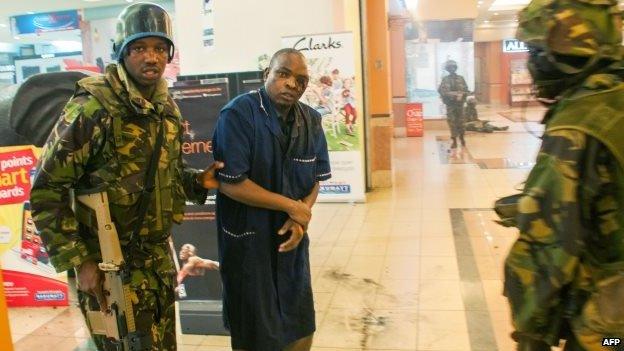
[129,118,165,247]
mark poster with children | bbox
[283,32,366,202]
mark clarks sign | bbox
[291,36,343,51]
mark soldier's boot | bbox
[516,338,551,351]
[459,134,466,147]
[450,137,458,149]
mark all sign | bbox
[503,39,529,53]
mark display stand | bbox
[0,268,13,351]
[509,59,539,107]
[170,80,230,336]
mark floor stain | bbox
[346,308,387,349]
[325,268,389,350]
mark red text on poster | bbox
[0,149,36,205]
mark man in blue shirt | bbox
[212,48,331,350]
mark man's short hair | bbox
[181,243,196,253]
[268,48,305,70]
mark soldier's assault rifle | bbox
[72,188,150,350]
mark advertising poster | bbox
[11,10,80,36]
[0,145,68,307]
[405,103,424,137]
[170,80,228,334]
[282,32,366,202]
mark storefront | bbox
[474,38,538,106]
[403,18,476,119]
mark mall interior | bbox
[0,0,610,350]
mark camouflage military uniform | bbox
[464,100,508,133]
[505,75,624,351]
[502,1,624,350]
[438,72,468,139]
[31,63,207,350]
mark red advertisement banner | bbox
[405,103,424,137]
[2,270,68,307]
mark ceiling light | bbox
[494,12,499,15]
[484,20,490,23]
[27,12,35,15]
[490,0,531,11]
[0,24,6,28]
[14,36,20,40]
[404,0,419,10]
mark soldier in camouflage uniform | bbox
[438,60,469,148]
[502,0,624,350]
[30,3,221,350]
[464,96,509,133]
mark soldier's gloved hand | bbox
[197,161,225,189]
[76,260,107,312]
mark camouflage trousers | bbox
[563,334,624,351]
[445,104,465,138]
[77,268,176,351]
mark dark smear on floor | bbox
[347,308,388,349]
[324,268,382,287]
[324,268,389,349]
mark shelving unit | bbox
[509,59,539,106]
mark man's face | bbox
[179,244,196,261]
[446,64,458,74]
[264,53,310,110]
[124,37,169,88]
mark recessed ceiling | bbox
[478,0,624,30]
[476,0,524,30]
[489,0,530,12]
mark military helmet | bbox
[517,0,622,75]
[113,2,174,62]
[444,60,458,72]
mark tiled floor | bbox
[7,105,549,350]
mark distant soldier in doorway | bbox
[438,59,469,149]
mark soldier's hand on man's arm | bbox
[278,218,305,252]
[76,260,107,312]
[197,161,225,189]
